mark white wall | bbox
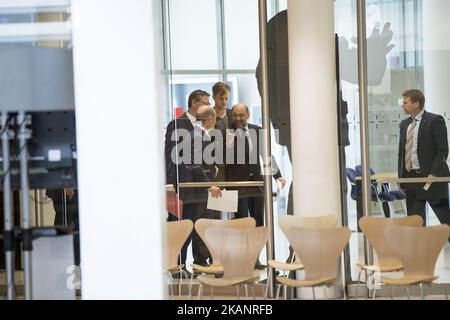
[71,0,165,299]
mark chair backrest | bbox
[355,165,375,176]
[204,226,269,278]
[278,215,338,236]
[359,215,423,265]
[166,220,193,268]
[278,215,338,263]
[345,168,357,184]
[385,224,449,277]
[195,217,256,267]
[285,227,350,280]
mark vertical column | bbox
[287,0,341,219]
[423,0,450,117]
[71,0,165,299]
[2,112,15,300]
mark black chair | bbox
[346,167,393,219]
[355,165,406,216]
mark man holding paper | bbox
[398,89,450,231]
[185,105,223,265]
[164,90,220,270]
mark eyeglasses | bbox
[198,99,211,106]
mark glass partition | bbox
[161,0,293,280]
[336,0,450,290]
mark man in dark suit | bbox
[399,89,450,233]
[226,103,286,228]
[225,104,286,269]
[165,90,218,270]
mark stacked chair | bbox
[267,214,338,298]
[374,224,450,300]
[166,219,193,299]
[190,217,256,298]
[355,215,423,299]
[275,225,351,299]
[196,225,269,299]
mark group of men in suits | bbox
[164,83,286,273]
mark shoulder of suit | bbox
[248,123,262,130]
[424,111,444,121]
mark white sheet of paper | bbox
[207,190,238,213]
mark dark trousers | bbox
[168,201,213,265]
[235,196,265,227]
[402,169,450,231]
[405,189,450,226]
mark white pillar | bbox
[71,0,165,299]
[423,0,450,117]
[287,0,341,219]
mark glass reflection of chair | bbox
[266,214,338,298]
[166,219,193,299]
[346,167,392,218]
[196,226,269,300]
[354,165,407,217]
[355,215,423,300]
[374,224,450,300]
[190,217,256,298]
[276,227,350,300]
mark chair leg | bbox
[178,270,183,297]
[355,269,362,300]
[198,283,203,300]
[312,287,316,300]
[189,271,195,300]
[236,285,240,300]
[323,286,327,300]
[401,199,407,215]
[264,279,269,299]
[364,270,368,300]
[419,283,425,300]
[406,286,410,300]
[372,286,377,300]
[284,285,288,301]
[210,286,214,300]
[168,272,174,300]
[388,201,396,218]
[245,284,249,299]
[391,286,394,300]
[276,284,281,300]
[376,200,385,217]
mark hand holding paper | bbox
[423,174,435,191]
[207,189,238,213]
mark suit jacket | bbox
[215,108,234,131]
[164,112,195,186]
[225,123,282,198]
[398,110,450,199]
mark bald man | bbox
[226,103,285,226]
